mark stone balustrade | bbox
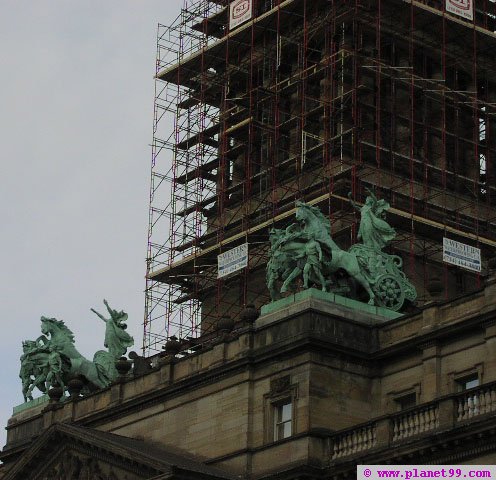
[456,384,496,422]
[329,383,496,462]
[330,401,442,461]
[391,403,439,442]
[331,423,377,459]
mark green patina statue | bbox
[91,299,133,358]
[20,300,134,402]
[349,189,396,250]
[266,194,417,311]
[20,340,49,401]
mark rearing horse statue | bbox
[39,317,113,389]
[266,198,417,311]
[292,202,376,304]
[268,202,374,301]
[20,300,134,401]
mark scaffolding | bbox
[144,1,224,352]
[144,0,496,354]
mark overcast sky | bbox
[0,0,183,449]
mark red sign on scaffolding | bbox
[230,0,252,30]
[446,0,473,20]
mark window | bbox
[450,366,483,393]
[264,376,297,443]
[274,401,292,441]
[395,392,416,411]
[457,374,479,391]
[388,385,420,413]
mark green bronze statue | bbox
[91,299,133,358]
[45,350,65,392]
[266,194,417,311]
[20,300,134,402]
[20,340,49,401]
[349,189,395,250]
[299,238,326,291]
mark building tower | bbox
[145,0,496,352]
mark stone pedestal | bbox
[259,288,402,326]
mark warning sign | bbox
[446,0,473,21]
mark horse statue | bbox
[293,201,377,303]
[266,197,417,311]
[38,317,111,389]
[19,340,49,401]
[268,201,376,304]
[20,300,134,402]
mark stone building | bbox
[3,282,496,479]
[2,0,496,479]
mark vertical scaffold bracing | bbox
[145,0,224,353]
[144,0,496,354]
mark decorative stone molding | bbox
[269,375,291,395]
[39,452,130,480]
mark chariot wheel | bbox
[373,274,405,311]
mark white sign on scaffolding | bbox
[218,243,248,278]
[443,237,481,273]
[229,0,253,30]
[446,0,473,21]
